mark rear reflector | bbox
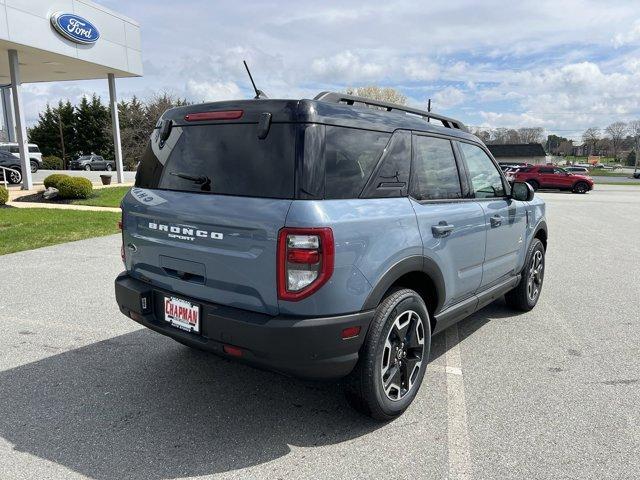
[341,326,361,339]
[223,345,243,357]
[184,110,243,122]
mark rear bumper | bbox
[114,272,373,379]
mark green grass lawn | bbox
[0,207,121,255]
[586,170,630,177]
[71,186,130,208]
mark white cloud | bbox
[613,19,640,47]
[311,51,385,82]
[433,86,465,108]
[186,80,242,102]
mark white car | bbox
[0,143,43,173]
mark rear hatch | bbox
[122,101,299,315]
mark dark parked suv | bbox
[115,92,547,420]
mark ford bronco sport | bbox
[115,92,547,420]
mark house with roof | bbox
[487,143,547,165]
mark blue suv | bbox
[115,92,547,420]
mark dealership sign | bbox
[50,12,100,44]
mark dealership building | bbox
[0,0,142,189]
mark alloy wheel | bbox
[8,170,21,184]
[380,309,426,401]
[527,250,544,302]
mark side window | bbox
[28,146,40,153]
[410,135,462,201]
[361,130,411,198]
[9,146,19,153]
[324,127,390,199]
[458,142,506,199]
[538,167,553,174]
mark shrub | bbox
[0,186,8,205]
[42,155,63,170]
[43,173,70,190]
[58,177,93,199]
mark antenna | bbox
[243,60,268,99]
[427,98,431,123]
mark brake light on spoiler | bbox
[184,110,244,122]
[277,228,334,301]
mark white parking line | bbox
[445,325,472,480]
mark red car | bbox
[507,165,594,194]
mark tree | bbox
[604,121,627,160]
[546,134,570,155]
[628,120,640,173]
[115,96,149,170]
[74,94,111,159]
[517,127,544,144]
[28,101,75,164]
[582,128,600,155]
[345,86,407,105]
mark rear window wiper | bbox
[170,171,211,191]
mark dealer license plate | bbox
[163,296,200,333]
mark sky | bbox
[19,0,640,140]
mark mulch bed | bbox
[13,192,75,204]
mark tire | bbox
[527,180,539,191]
[344,288,431,421]
[30,160,38,173]
[6,168,21,184]
[572,182,589,194]
[505,238,545,311]
[106,164,113,171]
[85,165,91,171]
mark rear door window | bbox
[136,123,296,198]
[410,135,462,200]
[324,127,390,199]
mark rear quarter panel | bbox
[282,197,421,316]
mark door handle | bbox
[432,222,454,237]
[490,215,502,227]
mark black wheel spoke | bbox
[384,364,402,390]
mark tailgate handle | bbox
[163,267,205,284]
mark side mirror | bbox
[511,181,534,201]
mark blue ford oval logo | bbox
[50,12,100,45]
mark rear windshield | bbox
[135,123,296,198]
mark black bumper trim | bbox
[115,272,374,379]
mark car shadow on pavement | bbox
[0,329,381,479]
[0,299,519,479]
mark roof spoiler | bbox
[314,91,467,131]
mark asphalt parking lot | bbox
[1,184,639,480]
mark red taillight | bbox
[184,110,243,122]
[277,227,334,301]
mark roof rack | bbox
[314,91,466,131]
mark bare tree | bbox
[517,127,544,144]
[582,128,600,155]
[604,121,627,160]
[472,128,491,143]
[345,86,407,105]
[629,120,640,173]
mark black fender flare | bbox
[362,255,446,313]
[532,219,548,249]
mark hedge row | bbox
[0,186,8,205]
